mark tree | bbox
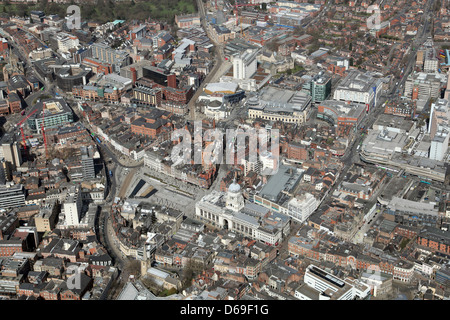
[180,261,195,290]
[123,259,141,277]
[16,4,28,18]
[265,40,279,52]
[38,0,49,11]
[159,287,177,297]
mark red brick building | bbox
[327,62,347,77]
[59,274,93,300]
[130,109,173,139]
[162,85,194,104]
[7,92,22,114]
[417,227,450,255]
[285,142,309,161]
[82,57,113,75]
[0,238,25,257]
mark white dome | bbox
[228,181,241,193]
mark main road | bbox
[310,0,437,236]
[189,0,230,120]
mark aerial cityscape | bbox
[0,0,449,303]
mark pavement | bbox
[122,165,209,217]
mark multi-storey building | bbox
[302,72,332,103]
[175,14,201,28]
[196,182,291,246]
[90,43,130,73]
[247,90,312,124]
[233,49,258,80]
[404,72,444,101]
[0,133,22,171]
[55,32,79,52]
[317,99,366,136]
[333,70,382,107]
[27,99,74,134]
[130,109,172,139]
[34,200,59,232]
[0,184,25,209]
[417,227,450,255]
[142,66,177,89]
[80,146,95,180]
[62,185,82,226]
[295,265,369,300]
[287,193,319,223]
[132,86,162,107]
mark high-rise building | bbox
[0,160,6,184]
[302,72,332,103]
[444,70,450,100]
[429,99,450,161]
[0,133,22,171]
[0,184,25,209]
[429,131,449,161]
[80,146,95,180]
[233,49,258,80]
[62,185,82,226]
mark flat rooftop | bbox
[258,165,302,203]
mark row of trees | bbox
[0,0,198,25]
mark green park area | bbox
[0,0,197,24]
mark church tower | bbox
[140,244,149,276]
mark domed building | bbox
[225,180,244,212]
[195,179,291,247]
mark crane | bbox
[16,109,38,152]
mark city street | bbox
[0,0,446,303]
